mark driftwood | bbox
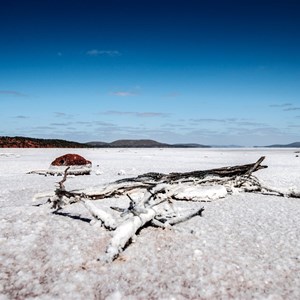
[45,156,268,206]
[34,156,300,262]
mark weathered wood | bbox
[116,156,267,184]
[105,207,157,262]
[53,157,268,205]
[34,156,300,262]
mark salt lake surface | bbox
[1,148,300,299]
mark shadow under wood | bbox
[52,211,91,223]
[32,202,47,207]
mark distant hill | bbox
[109,139,169,148]
[265,142,300,148]
[87,139,171,148]
[87,139,210,148]
[0,136,89,148]
[86,141,110,147]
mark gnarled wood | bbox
[34,156,300,262]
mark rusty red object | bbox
[51,154,91,166]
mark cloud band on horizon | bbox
[101,110,170,118]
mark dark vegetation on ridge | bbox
[0,136,89,148]
[0,136,210,148]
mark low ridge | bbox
[0,136,89,148]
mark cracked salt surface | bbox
[1,148,300,299]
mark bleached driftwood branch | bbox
[34,156,300,262]
[48,156,268,207]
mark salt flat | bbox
[1,148,300,299]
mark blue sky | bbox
[0,0,299,146]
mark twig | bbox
[58,167,70,190]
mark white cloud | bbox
[163,92,181,98]
[137,112,169,118]
[50,122,72,126]
[102,111,169,117]
[13,115,30,119]
[284,107,300,111]
[269,103,292,108]
[112,91,137,97]
[86,49,121,57]
[54,112,75,118]
[0,90,28,97]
